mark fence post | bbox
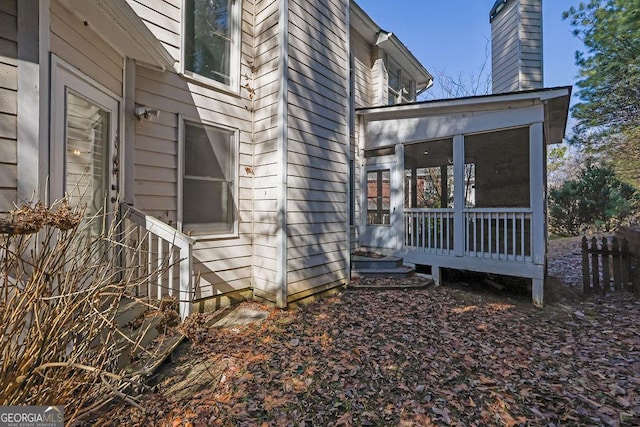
[582,236,590,293]
[634,256,640,298]
[612,237,622,291]
[601,237,610,294]
[621,238,631,291]
[591,237,600,293]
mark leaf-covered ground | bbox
[102,239,640,426]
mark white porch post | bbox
[394,143,404,250]
[453,135,465,257]
[530,122,545,306]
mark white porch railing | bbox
[403,208,533,262]
[121,205,195,320]
[404,209,455,255]
[464,208,532,262]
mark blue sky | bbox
[355,0,585,102]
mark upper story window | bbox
[387,57,414,105]
[183,0,241,89]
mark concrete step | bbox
[351,255,404,270]
[351,265,416,279]
[350,277,435,290]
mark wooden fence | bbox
[581,236,640,297]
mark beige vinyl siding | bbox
[519,0,543,89]
[133,1,255,299]
[350,29,372,109]
[492,0,543,93]
[251,0,281,298]
[349,28,373,248]
[126,0,181,64]
[286,0,348,299]
[491,0,519,93]
[0,0,17,212]
[50,0,123,97]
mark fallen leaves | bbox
[97,239,640,426]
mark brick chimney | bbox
[490,0,543,93]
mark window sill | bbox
[179,71,242,98]
[182,223,239,242]
[187,231,239,242]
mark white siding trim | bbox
[393,143,403,250]
[177,114,185,231]
[453,134,465,257]
[364,105,544,148]
[530,121,545,265]
[17,0,41,204]
[530,122,544,306]
[122,57,135,205]
[276,0,289,308]
[344,0,351,285]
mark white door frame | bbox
[360,153,402,250]
[50,56,121,210]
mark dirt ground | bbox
[99,237,640,426]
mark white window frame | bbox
[386,56,414,105]
[178,116,240,239]
[181,0,242,94]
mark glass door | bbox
[65,91,112,231]
[51,58,119,235]
[361,162,400,250]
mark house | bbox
[0,0,570,318]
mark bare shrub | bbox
[0,200,167,423]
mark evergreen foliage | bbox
[549,163,638,235]
[563,0,640,134]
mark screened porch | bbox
[402,127,532,262]
[358,87,572,305]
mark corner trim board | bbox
[276,0,289,308]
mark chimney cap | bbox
[489,0,512,22]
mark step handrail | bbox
[121,205,195,319]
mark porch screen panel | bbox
[464,127,531,258]
[463,127,530,208]
[367,170,390,225]
[403,138,454,209]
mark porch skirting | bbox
[397,250,545,307]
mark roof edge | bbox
[59,0,176,71]
[350,0,433,88]
[357,86,573,114]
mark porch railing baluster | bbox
[147,233,153,299]
[503,212,508,259]
[122,205,195,320]
[168,242,175,297]
[157,236,163,300]
[403,208,532,262]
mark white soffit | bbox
[59,0,176,70]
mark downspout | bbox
[276,0,289,308]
